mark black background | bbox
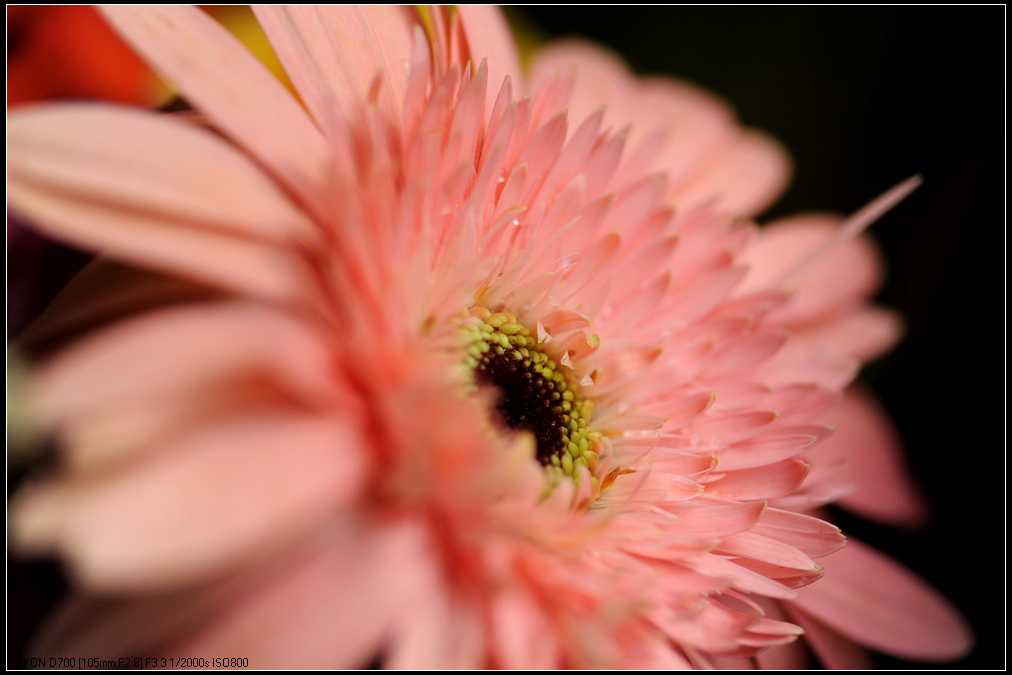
[515,5,1003,670]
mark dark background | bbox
[515,5,1003,670]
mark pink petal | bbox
[813,386,929,528]
[530,41,740,201]
[738,213,885,324]
[9,168,315,306]
[362,6,415,110]
[690,553,798,600]
[598,175,667,246]
[700,329,789,381]
[795,305,904,363]
[530,40,631,136]
[716,423,830,471]
[385,570,485,669]
[612,235,680,300]
[177,520,431,668]
[515,110,569,197]
[689,410,779,445]
[739,614,806,647]
[253,6,412,133]
[784,605,874,669]
[753,338,860,391]
[558,231,622,307]
[717,531,819,571]
[8,105,318,245]
[764,384,839,423]
[31,302,344,430]
[731,558,824,589]
[652,595,760,653]
[99,6,329,210]
[752,598,812,669]
[607,471,703,505]
[456,6,524,120]
[629,77,738,190]
[527,63,575,137]
[659,390,715,430]
[669,500,766,537]
[705,458,810,500]
[791,538,973,661]
[57,385,283,474]
[537,106,604,207]
[662,263,749,326]
[488,588,560,669]
[669,128,792,217]
[11,412,366,591]
[751,509,845,560]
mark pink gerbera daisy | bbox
[7,6,973,668]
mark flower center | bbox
[461,307,603,481]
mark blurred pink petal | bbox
[814,386,929,528]
[7,105,318,245]
[252,6,411,133]
[13,411,365,591]
[176,520,431,668]
[7,178,315,305]
[782,606,874,669]
[99,6,330,210]
[670,128,792,218]
[792,538,973,661]
[31,302,344,426]
[530,39,790,217]
[738,213,886,324]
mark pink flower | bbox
[7,6,972,668]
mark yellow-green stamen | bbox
[460,306,603,482]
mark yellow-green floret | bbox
[460,306,603,485]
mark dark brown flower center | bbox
[461,307,602,479]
